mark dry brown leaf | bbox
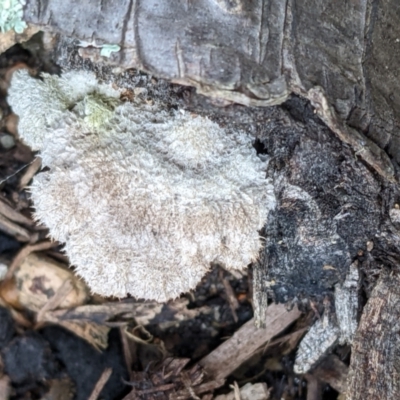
[43,298,211,329]
[4,253,88,313]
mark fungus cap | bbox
[8,70,275,301]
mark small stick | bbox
[19,157,42,190]
[4,240,58,280]
[0,214,30,242]
[220,270,239,322]
[88,368,113,400]
[36,279,73,323]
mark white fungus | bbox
[8,70,275,301]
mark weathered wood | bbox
[19,0,400,180]
[199,303,301,382]
[347,272,400,400]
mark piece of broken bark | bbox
[294,262,359,374]
[347,271,400,400]
[214,382,271,400]
[199,303,301,382]
[311,355,348,395]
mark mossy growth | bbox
[0,0,27,33]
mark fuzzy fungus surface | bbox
[8,70,275,301]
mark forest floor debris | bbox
[0,42,351,400]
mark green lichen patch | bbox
[0,0,27,33]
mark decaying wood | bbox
[294,262,359,374]
[3,1,400,396]
[347,272,400,400]
[4,1,400,307]
[42,298,212,329]
[3,253,88,313]
[18,0,400,182]
[199,303,301,382]
[18,156,41,190]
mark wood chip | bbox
[3,240,58,280]
[199,303,301,382]
[214,382,270,400]
[305,374,323,400]
[120,326,135,379]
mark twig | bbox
[88,368,112,400]
[0,214,30,242]
[120,326,135,379]
[36,279,73,323]
[0,198,33,226]
[0,160,36,186]
[4,240,58,280]
[230,381,241,400]
[220,270,239,323]
[19,157,42,190]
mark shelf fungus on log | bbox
[8,69,275,301]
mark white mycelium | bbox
[8,70,275,301]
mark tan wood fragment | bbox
[214,382,270,400]
[199,303,301,382]
[88,368,112,400]
[4,240,58,280]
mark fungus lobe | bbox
[8,70,275,301]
